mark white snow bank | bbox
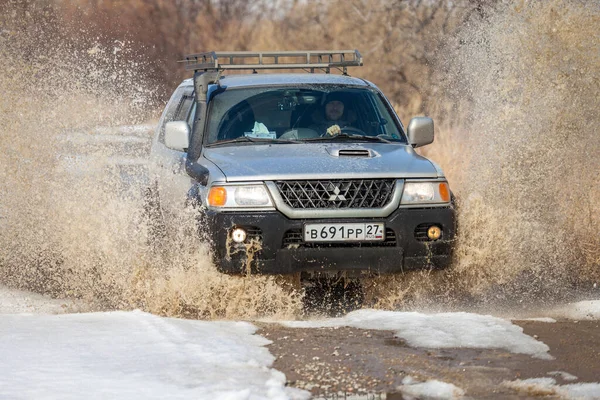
[282,309,551,359]
[548,371,578,382]
[398,376,464,400]
[0,311,309,400]
[547,300,600,321]
[503,378,600,399]
[0,284,83,314]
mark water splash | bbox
[2,1,598,318]
[0,3,302,319]
[370,0,600,310]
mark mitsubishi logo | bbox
[328,184,346,201]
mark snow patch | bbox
[282,309,551,358]
[547,371,579,382]
[503,378,600,399]
[397,376,465,400]
[503,378,561,397]
[0,284,84,314]
[0,311,309,400]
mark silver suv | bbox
[149,51,455,276]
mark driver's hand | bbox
[326,124,341,136]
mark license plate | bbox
[304,223,385,242]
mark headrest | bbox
[324,92,347,104]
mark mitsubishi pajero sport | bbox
[148,50,456,276]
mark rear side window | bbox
[158,87,194,144]
[175,94,194,121]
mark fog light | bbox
[427,225,442,240]
[231,228,247,243]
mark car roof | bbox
[179,73,374,89]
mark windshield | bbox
[205,85,406,145]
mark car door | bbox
[149,86,196,212]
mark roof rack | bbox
[182,50,363,75]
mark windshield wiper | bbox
[303,133,393,143]
[209,136,301,146]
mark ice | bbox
[504,378,600,399]
[548,371,578,382]
[398,376,465,400]
[562,383,600,399]
[282,309,551,358]
[0,310,309,400]
[0,284,82,314]
[502,378,561,396]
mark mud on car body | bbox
[149,50,456,276]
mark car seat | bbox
[218,100,255,140]
[290,103,319,129]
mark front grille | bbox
[245,227,263,242]
[276,179,395,209]
[282,230,303,247]
[283,228,397,248]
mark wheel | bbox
[301,274,364,316]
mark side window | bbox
[186,101,197,127]
[158,88,194,144]
[174,94,194,121]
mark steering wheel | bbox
[321,125,366,137]
[340,126,366,135]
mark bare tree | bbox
[6,0,486,114]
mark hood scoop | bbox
[329,148,375,158]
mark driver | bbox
[310,92,353,135]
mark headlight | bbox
[234,186,271,206]
[401,181,451,205]
[208,184,273,208]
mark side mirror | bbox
[407,117,434,148]
[164,121,190,152]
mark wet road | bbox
[259,320,600,399]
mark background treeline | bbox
[1,0,499,120]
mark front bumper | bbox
[202,206,456,275]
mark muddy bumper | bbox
[202,207,456,275]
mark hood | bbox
[202,143,440,182]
